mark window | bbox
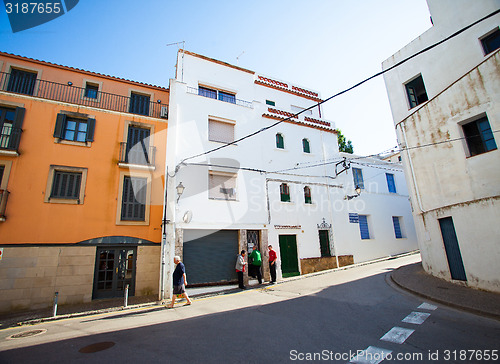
[0,106,25,151]
[302,138,310,153]
[84,83,99,99]
[6,68,37,95]
[209,118,235,144]
[209,172,237,200]
[304,186,312,204]
[53,113,95,143]
[123,125,152,165]
[199,86,217,99]
[276,133,284,149]
[198,86,236,104]
[352,168,364,189]
[0,166,4,185]
[358,215,370,240]
[392,216,404,239]
[405,75,428,109]
[266,100,275,106]
[129,92,150,116]
[280,183,290,202]
[121,176,147,221]
[462,116,497,156]
[45,165,87,204]
[386,173,396,193]
[218,91,236,104]
[480,28,500,55]
[318,230,331,257]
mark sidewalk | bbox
[390,262,500,320]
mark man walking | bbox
[249,245,262,284]
[268,245,277,283]
[169,256,192,308]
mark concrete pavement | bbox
[1,252,498,330]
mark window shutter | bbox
[53,113,66,138]
[209,173,237,200]
[86,118,96,142]
[359,215,370,239]
[209,120,234,143]
[9,107,25,150]
[392,217,402,239]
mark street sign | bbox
[349,213,359,223]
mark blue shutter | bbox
[358,215,370,240]
[386,173,396,193]
[392,216,402,239]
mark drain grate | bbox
[79,341,115,353]
[7,329,47,339]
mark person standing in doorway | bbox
[168,256,192,308]
[268,245,277,283]
[249,245,262,284]
[235,250,247,289]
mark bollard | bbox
[53,292,59,317]
[124,284,129,307]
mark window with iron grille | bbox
[209,172,237,200]
[84,83,99,99]
[480,28,500,55]
[0,106,25,151]
[6,68,37,95]
[129,92,150,116]
[405,75,428,109]
[352,168,364,190]
[302,138,310,153]
[386,173,396,193]
[199,86,217,99]
[50,171,82,200]
[208,119,235,144]
[121,176,147,221]
[392,216,404,239]
[276,133,284,149]
[304,186,312,204]
[218,91,236,104]
[358,215,370,240]
[53,113,95,143]
[462,116,497,156]
[280,183,290,202]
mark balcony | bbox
[0,189,8,221]
[186,86,253,108]
[0,126,22,152]
[0,71,168,118]
[118,142,156,168]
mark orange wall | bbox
[0,55,169,245]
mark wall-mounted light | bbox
[67,81,73,86]
[176,182,185,203]
[345,186,361,200]
[157,99,162,103]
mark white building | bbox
[382,0,500,292]
[163,50,417,292]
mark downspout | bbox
[160,168,169,301]
[398,122,426,213]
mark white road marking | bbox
[402,311,431,325]
[418,302,438,311]
[380,327,415,344]
[350,346,393,364]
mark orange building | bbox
[0,52,169,313]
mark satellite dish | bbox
[183,210,193,223]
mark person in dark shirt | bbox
[168,256,192,308]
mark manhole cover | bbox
[7,329,47,339]
[79,341,115,353]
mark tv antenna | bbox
[236,51,245,65]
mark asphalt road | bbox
[0,255,498,363]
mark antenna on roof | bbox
[236,51,245,65]
[167,41,186,82]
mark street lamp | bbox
[176,182,185,203]
[345,185,361,200]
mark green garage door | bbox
[183,230,239,285]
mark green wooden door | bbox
[279,235,299,278]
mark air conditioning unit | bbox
[160,106,168,119]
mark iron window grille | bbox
[0,106,25,151]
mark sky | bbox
[0,0,432,156]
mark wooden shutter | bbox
[9,107,25,150]
[53,113,66,138]
[386,173,396,193]
[86,118,96,142]
[121,176,147,221]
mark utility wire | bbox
[176,8,500,169]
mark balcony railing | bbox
[0,189,8,221]
[119,142,156,167]
[0,126,22,152]
[186,86,253,108]
[0,71,168,118]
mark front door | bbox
[279,235,299,278]
[438,217,467,281]
[318,230,331,257]
[93,247,137,299]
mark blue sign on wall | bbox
[349,213,359,223]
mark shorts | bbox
[173,285,185,295]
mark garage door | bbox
[183,230,239,285]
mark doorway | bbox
[278,235,299,278]
[93,247,137,299]
[438,217,467,281]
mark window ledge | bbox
[45,198,81,205]
[0,150,19,157]
[275,148,287,152]
[54,139,92,147]
[118,163,156,171]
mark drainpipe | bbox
[398,122,426,213]
[160,169,169,301]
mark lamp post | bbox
[345,186,361,200]
[176,182,185,203]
